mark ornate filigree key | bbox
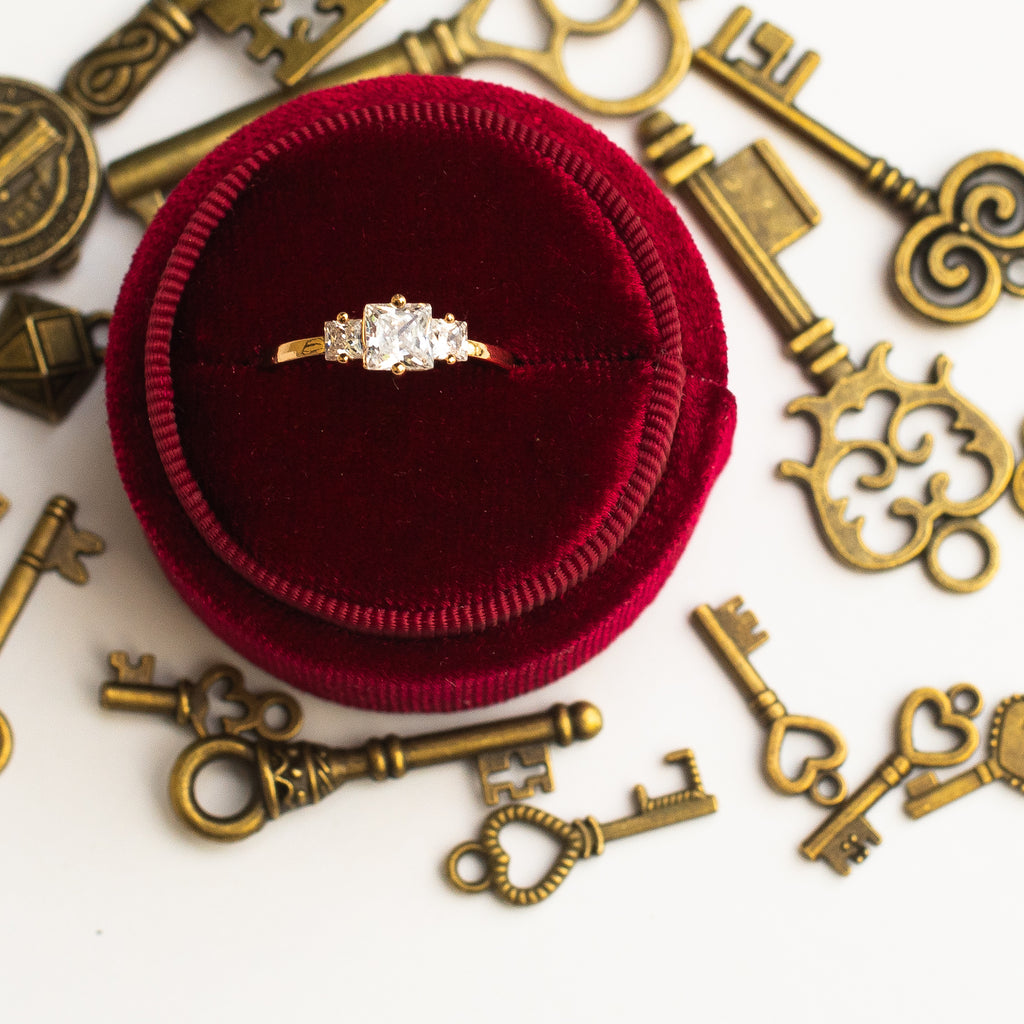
[640,113,1015,592]
[905,694,1024,819]
[694,6,1024,324]
[168,701,602,840]
[0,495,104,774]
[100,652,303,742]
[800,685,982,875]
[692,597,846,806]
[446,750,717,906]
[107,0,693,221]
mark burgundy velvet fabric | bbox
[107,76,735,711]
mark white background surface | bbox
[1,1,1022,1020]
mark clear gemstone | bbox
[324,318,362,361]
[430,318,469,362]
[363,302,433,371]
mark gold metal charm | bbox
[101,652,303,742]
[640,113,1015,592]
[0,292,108,421]
[168,701,602,840]
[107,0,693,222]
[692,597,846,806]
[0,495,104,774]
[694,6,1024,324]
[446,749,717,906]
[905,695,1024,819]
[0,77,101,281]
[800,684,982,876]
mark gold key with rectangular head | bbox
[640,113,1015,593]
[692,596,846,806]
[905,694,1024,819]
[446,749,717,905]
[168,700,602,840]
[801,685,982,875]
[694,5,1024,324]
[106,0,692,222]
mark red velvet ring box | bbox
[107,76,735,712]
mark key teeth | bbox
[108,650,156,685]
[714,596,769,653]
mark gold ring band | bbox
[272,294,516,375]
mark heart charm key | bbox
[801,684,983,875]
[446,750,717,906]
[906,694,1024,818]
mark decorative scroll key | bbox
[641,113,1015,592]
[693,6,1024,324]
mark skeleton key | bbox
[168,700,602,839]
[692,596,846,806]
[106,0,692,221]
[800,684,982,875]
[446,749,717,906]
[101,652,303,742]
[197,0,388,87]
[694,6,1024,325]
[1,1,382,281]
[0,495,104,774]
[905,694,1024,819]
[640,113,1015,593]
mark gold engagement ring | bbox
[272,294,516,374]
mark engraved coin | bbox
[0,76,100,282]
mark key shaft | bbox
[170,701,602,840]
[0,496,103,655]
[904,760,1003,818]
[694,6,933,214]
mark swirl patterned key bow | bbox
[693,5,1024,324]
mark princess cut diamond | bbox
[363,302,433,371]
[324,318,362,361]
[431,317,470,362]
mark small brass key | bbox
[107,0,692,221]
[0,495,105,655]
[640,113,1015,593]
[692,596,846,806]
[694,6,1024,324]
[0,495,104,774]
[100,652,303,742]
[905,694,1024,819]
[446,749,717,906]
[168,701,602,840]
[800,685,982,875]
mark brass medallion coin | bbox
[0,76,100,282]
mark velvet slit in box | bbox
[106,76,735,712]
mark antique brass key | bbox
[0,495,104,774]
[446,749,717,905]
[169,701,602,840]
[640,113,1015,592]
[800,685,982,875]
[694,6,1024,324]
[692,596,846,806]
[107,0,692,221]
[101,652,303,741]
[1,1,383,281]
[905,695,1024,819]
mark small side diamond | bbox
[324,318,362,361]
[431,317,470,362]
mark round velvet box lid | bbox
[107,76,735,711]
